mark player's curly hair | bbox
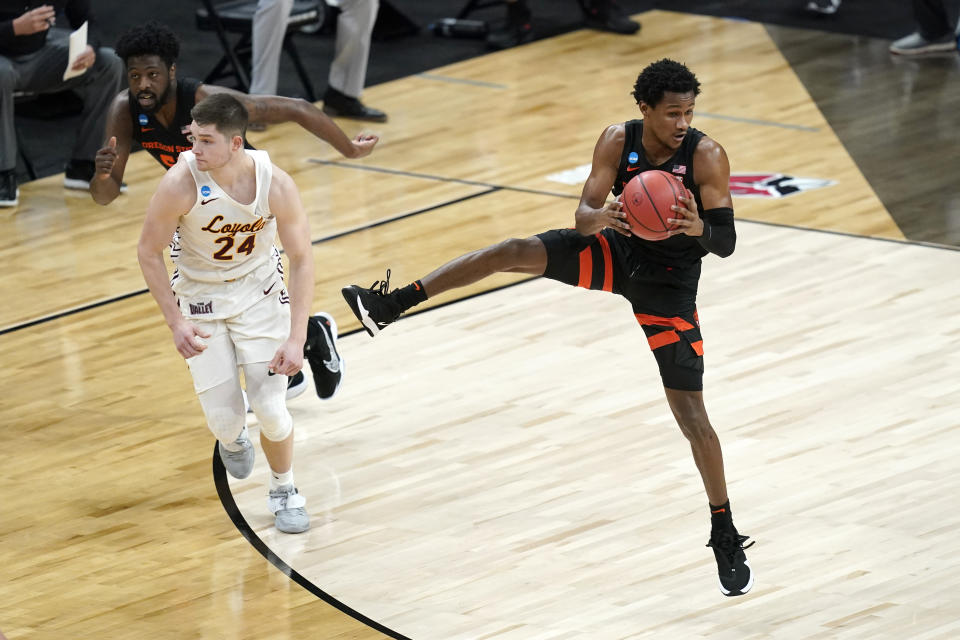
[632,59,701,108]
[115,21,181,68]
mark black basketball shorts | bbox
[536,228,705,391]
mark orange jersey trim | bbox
[647,330,681,350]
[634,313,696,331]
[578,246,592,289]
[597,233,613,292]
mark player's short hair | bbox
[632,59,701,108]
[115,21,180,68]
[191,93,249,140]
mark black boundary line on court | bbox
[212,443,414,640]
[212,275,538,638]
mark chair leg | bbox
[206,9,251,90]
[282,36,317,102]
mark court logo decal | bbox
[730,173,836,198]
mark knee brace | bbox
[197,381,246,444]
[243,363,293,441]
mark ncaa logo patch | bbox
[628,151,639,164]
[200,185,212,197]
[138,114,148,125]
[730,173,836,198]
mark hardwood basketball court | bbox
[1,10,958,639]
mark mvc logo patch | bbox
[730,173,836,198]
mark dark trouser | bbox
[0,30,124,172]
[537,228,705,392]
[914,0,960,40]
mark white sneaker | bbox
[268,485,310,533]
[219,426,255,479]
[890,31,958,55]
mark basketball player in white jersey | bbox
[137,93,314,533]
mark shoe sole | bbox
[341,286,380,337]
[719,559,753,596]
[890,42,957,55]
[63,178,128,193]
[312,311,345,400]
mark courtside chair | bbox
[195,0,324,101]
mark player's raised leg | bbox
[341,237,548,336]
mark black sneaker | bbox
[286,370,308,400]
[322,87,388,123]
[581,0,640,35]
[706,528,755,596]
[341,268,404,337]
[304,312,344,400]
[0,170,18,208]
[64,159,128,192]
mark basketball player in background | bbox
[341,59,754,595]
[138,93,313,533]
[97,22,367,401]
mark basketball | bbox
[621,170,685,241]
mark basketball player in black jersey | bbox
[89,21,378,207]
[95,22,364,402]
[341,59,754,596]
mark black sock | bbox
[709,500,733,531]
[394,280,427,312]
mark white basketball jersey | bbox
[173,149,277,283]
[171,149,286,320]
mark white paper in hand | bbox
[62,21,89,81]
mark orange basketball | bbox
[621,170,684,241]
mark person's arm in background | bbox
[197,83,379,159]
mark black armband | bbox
[697,207,736,258]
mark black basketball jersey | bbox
[129,77,203,170]
[612,119,709,268]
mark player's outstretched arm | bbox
[197,84,379,159]
[91,93,134,206]
[136,161,208,358]
[268,166,315,376]
[575,124,632,237]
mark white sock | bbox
[221,425,248,452]
[270,467,294,490]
